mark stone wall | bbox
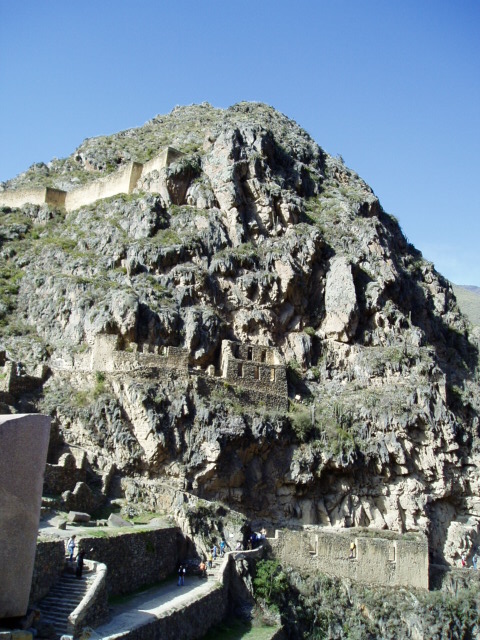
[196,375,288,412]
[220,340,288,404]
[0,362,43,395]
[97,554,231,640]
[0,147,184,212]
[43,452,87,497]
[29,539,65,604]
[78,335,190,374]
[0,187,65,208]
[0,414,51,618]
[140,146,183,177]
[64,162,143,212]
[268,528,429,590]
[76,527,184,596]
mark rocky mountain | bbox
[1,102,479,569]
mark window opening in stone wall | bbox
[235,344,240,358]
[238,363,243,377]
[389,544,396,563]
[270,368,275,382]
[261,350,266,363]
[254,366,260,380]
[247,347,253,361]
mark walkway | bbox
[90,557,226,639]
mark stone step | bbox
[41,603,77,614]
[38,570,95,639]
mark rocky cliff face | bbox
[1,102,479,566]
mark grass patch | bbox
[201,618,280,640]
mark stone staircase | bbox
[38,567,96,638]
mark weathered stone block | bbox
[49,516,67,530]
[67,511,91,523]
[0,414,50,619]
[107,513,133,528]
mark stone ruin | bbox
[0,146,184,212]
[0,414,51,619]
[269,527,429,590]
[54,335,289,410]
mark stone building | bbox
[269,527,429,590]
[220,340,288,407]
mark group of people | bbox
[461,550,479,569]
[247,528,267,550]
[177,539,233,585]
[66,535,85,579]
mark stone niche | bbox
[0,414,51,619]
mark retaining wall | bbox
[29,539,65,604]
[269,528,429,590]
[0,147,184,212]
[140,147,183,178]
[99,554,232,640]
[0,187,66,208]
[76,527,184,596]
[64,162,143,212]
[196,375,288,412]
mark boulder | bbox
[68,511,91,523]
[0,414,50,618]
[49,516,67,530]
[107,513,133,528]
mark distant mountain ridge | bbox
[452,284,480,326]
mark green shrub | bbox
[253,560,288,611]
[289,402,314,442]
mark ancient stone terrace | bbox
[51,335,289,410]
[0,146,184,212]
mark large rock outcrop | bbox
[0,102,479,568]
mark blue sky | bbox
[1,1,479,285]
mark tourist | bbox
[75,549,85,579]
[473,552,478,570]
[349,541,356,559]
[177,564,185,586]
[220,540,226,556]
[212,544,218,560]
[461,553,467,568]
[235,541,242,551]
[208,552,213,569]
[67,535,76,562]
[199,560,207,578]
